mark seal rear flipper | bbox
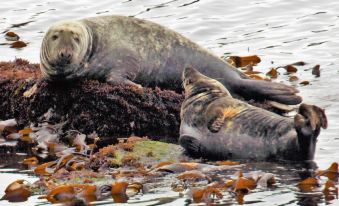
[179,135,232,160]
[179,135,203,158]
[298,103,327,130]
[294,103,328,160]
[235,79,302,105]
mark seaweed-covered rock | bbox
[0,59,183,143]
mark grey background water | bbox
[0,0,339,205]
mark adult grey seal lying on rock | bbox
[40,15,301,104]
[179,67,327,161]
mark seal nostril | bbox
[58,51,73,60]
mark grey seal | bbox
[179,67,327,161]
[40,15,301,104]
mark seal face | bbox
[41,15,301,105]
[179,67,327,161]
[40,20,92,80]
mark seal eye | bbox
[51,35,58,41]
[74,37,80,43]
[185,79,192,86]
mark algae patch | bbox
[112,140,185,166]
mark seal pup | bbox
[179,67,327,161]
[40,15,301,105]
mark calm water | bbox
[1,0,339,205]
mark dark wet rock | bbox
[0,59,183,145]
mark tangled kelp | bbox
[0,125,338,205]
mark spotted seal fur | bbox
[179,67,327,161]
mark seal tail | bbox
[294,103,327,160]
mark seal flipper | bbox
[179,135,203,158]
[297,103,327,130]
[234,79,302,105]
[207,111,225,133]
[206,106,243,133]
[294,103,327,160]
[107,75,143,89]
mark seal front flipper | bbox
[107,75,143,89]
[206,105,243,133]
[234,79,302,105]
[207,108,225,133]
[294,103,327,160]
[207,116,224,133]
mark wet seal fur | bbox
[179,67,327,161]
[40,15,301,105]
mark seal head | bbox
[40,20,92,80]
[182,66,231,99]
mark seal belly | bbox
[180,116,299,161]
[204,107,299,160]
[179,67,326,161]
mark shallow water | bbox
[1,0,339,205]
